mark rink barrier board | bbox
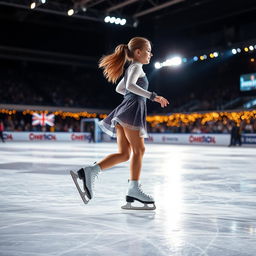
[3,132,256,145]
[3,132,92,142]
[102,133,256,146]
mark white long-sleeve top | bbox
[115,62,153,99]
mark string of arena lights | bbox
[0,109,106,120]
[154,43,256,69]
[1,109,256,127]
[147,110,256,127]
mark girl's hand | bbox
[154,96,170,108]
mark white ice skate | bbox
[121,181,156,210]
[70,164,101,204]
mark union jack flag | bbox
[32,113,55,126]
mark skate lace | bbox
[138,184,152,199]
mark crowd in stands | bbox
[0,63,244,112]
[1,115,81,133]
[168,70,241,112]
[0,65,114,109]
[147,119,256,134]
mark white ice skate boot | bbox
[121,180,156,210]
[70,163,101,204]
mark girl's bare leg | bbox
[122,128,145,180]
[97,124,131,170]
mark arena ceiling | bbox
[1,0,256,29]
[0,0,256,66]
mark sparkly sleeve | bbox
[115,78,126,95]
[125,64,152,99]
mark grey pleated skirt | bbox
[98,95,148,138]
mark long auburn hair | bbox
[99,37,150,84]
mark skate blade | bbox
[70,171,89,204]
[121,202,156,210]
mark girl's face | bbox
[134,41,153,64]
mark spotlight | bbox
[193,56,198,61]
[249,45,254,51]
[200,56,204,60]
[133,19,139,28]
[254,45,256,49]
[213,52,218,57]
[251,58,255,62]
[163,56,182,66]
[115,18,121,24]
[210,53,214,58]
[171,56,182,66]
[81,6,87,12]
[110,17,115,23]
[40,0,46,3]
[237,48,241,53]
[104,16,110,23]
[232,49,237,54]
[30,2,36,9]
[104,16,126,26]
[154,62,162,69]
[163,57,182,66]
[244,47,249,52]
[182,58,187,63]
[120,19,126,25]
[67,9,74,16]
[162,60,169,66]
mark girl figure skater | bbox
[70,37,169,210]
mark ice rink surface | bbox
[0,142,255,256]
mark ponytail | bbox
[98,44,128,84]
